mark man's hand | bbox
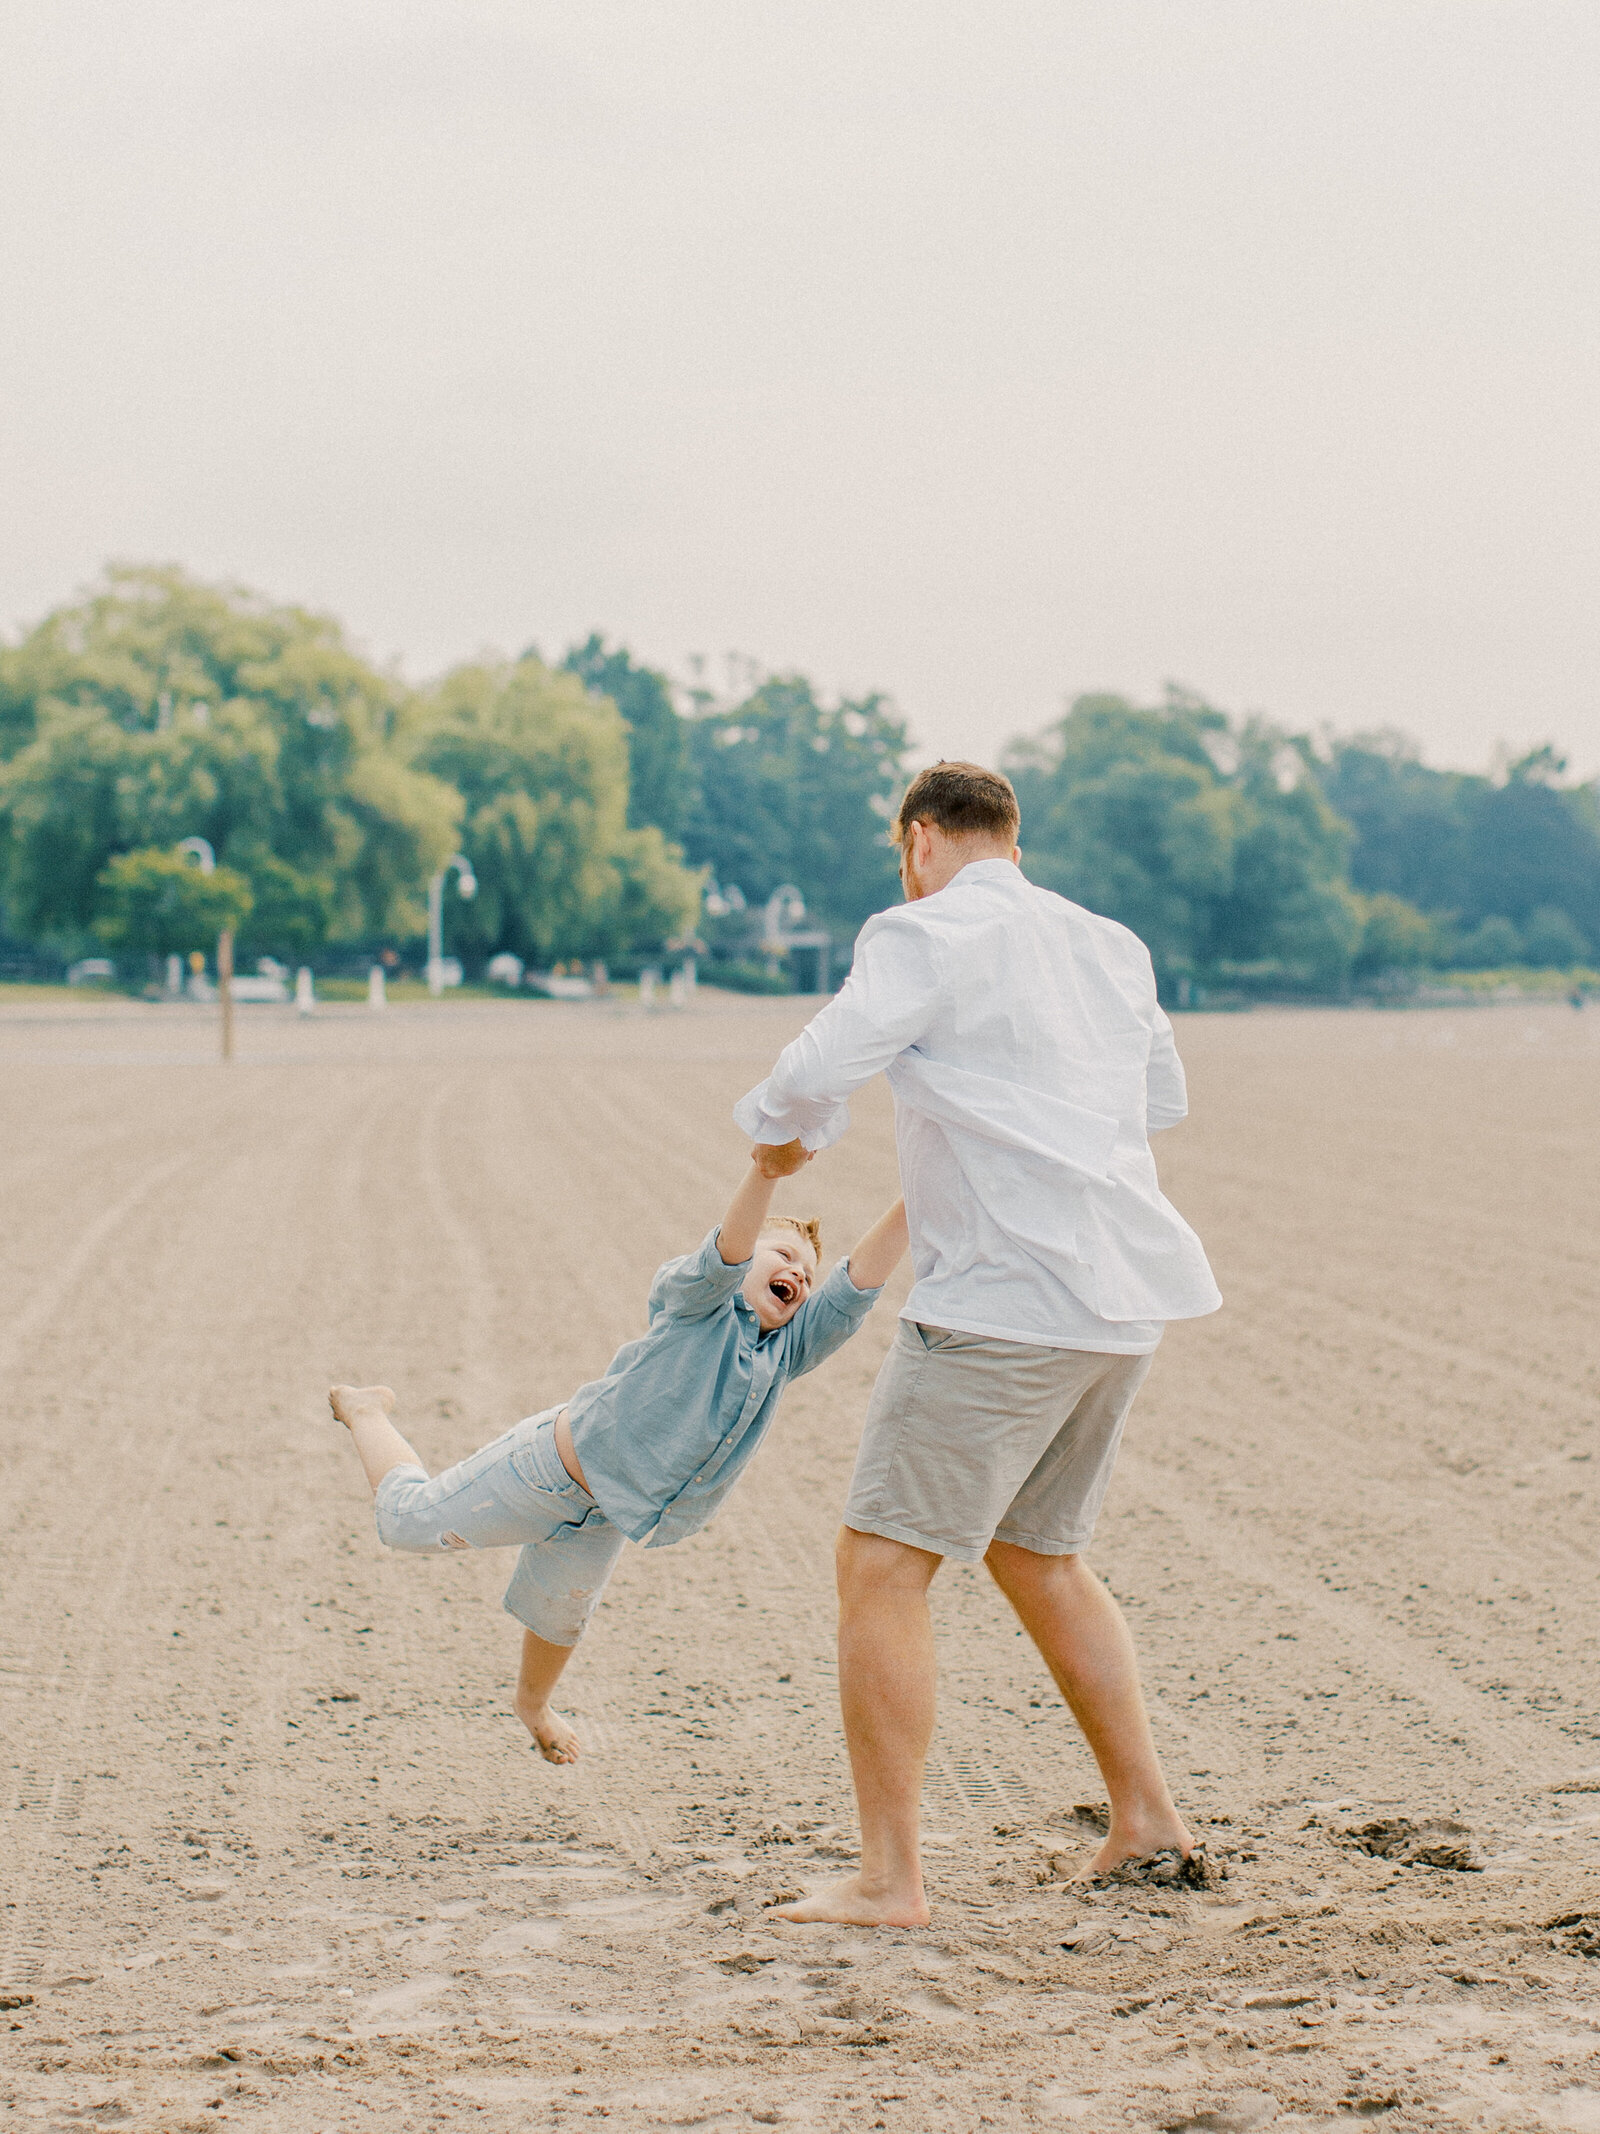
[717,1141,812,1265]
[752,1138,812,1179]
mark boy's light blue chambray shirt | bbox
[564,1228,881,1549]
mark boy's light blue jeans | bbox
[374,1408,625,1647]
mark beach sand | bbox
[1,991,1596,2133]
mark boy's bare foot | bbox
[767,1873,930,1929]
[329,1384,396,1428]
[517,1698,580,1765]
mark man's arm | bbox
[1146,1006,1189,1132]
[734,918,942,1154]
[846,1197,908,1292]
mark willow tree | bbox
[416,656,701,965]
[0,565,459,958]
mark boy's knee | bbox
[373,1469,434,1553]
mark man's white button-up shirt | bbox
[734,858,1222,1353]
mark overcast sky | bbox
[3,1,1597,773]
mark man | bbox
[734,760,1221,1928]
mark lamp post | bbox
[427,853,477,995]
[178,837,234,1061]
[762,884,806,941]
[760,883,831,994]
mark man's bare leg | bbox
[328,1384,423,1492]
[514,1630,581,1765]
[985,1540,1190,1873]
[770,1529,939,1928]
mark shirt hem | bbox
[895,1303,1164,1355]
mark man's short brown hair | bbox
[892,760,1020,846]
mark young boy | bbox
[330,1154,907,1764]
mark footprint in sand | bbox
[351,1974,454,2031]
[477,1918,564,1960]
[1336,1814,1482,1871]
[1159,2092,1276,2133]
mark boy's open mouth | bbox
[768,1272,800,1307]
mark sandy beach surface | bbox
[1,990,1597,2134]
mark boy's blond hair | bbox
[761,1214,822,1265]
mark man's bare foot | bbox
[1088,1813,1193,1879]
[767,1873,930,1929]
[518,1699,580,1766]
[1095,1842,1217,1889]
[329,1384,396,1428]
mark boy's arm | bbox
[716,1152,800,1266]
[783,1198,907,1380]
[846,1198,908,1292]
[648,1154,807,1323]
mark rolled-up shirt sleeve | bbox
[1145,1007,1189,1132]
[646,1228,750,1322]
[733,914,943,1150]
[783,1258,884,1378]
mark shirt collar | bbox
[733,1289,786,1345]
[947,857,1023,891]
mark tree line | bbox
[1005,693,1600,990]
[1,566,1596,992]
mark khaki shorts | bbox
[843,1320,1154,1563]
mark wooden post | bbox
[218,927,235,1063]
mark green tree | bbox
[416,657,700,964]
[1004,692,1359,989]
[1006,695,1243,977]
[1520,905,1589,968]
[0,566,459,956]
[237,851,336,962]
[561,635,695,842]
[1449,915,1523,968]
[1317,734,1474,913]
[1353,892,1437,977]
[1314,735,1600,959]
[1463,752,1600,951]
[93,847,253,961]
[1205,719,1361,978]
[682,676,910,942]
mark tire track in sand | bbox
[1116,1444,1587,1794]
[0,1097,341,1991]
[0,1149,192,1379]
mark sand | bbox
[1,990,1597,2134]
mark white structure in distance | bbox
[229,959,289,1003]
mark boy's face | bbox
[742,1229,820,1330]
